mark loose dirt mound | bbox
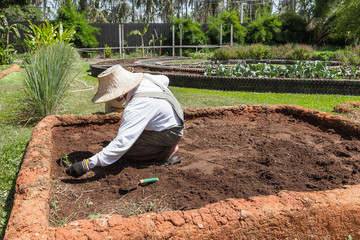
[50,107,360,223]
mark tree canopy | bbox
[331,0,360,44]
[1,0,28,9]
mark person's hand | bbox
[66,160,89,178]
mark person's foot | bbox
[165,144,179,161]
[157,145,182,166]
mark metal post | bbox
[240,1,244,24]
[119,24,122,59]
[249,2,252,21]
[172,25,175,57]
[180,22,182,57]
[220,24,222,45]
[230,24,233,47]
[122,24,125,58]
[291,0,296,12]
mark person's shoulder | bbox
[144,73,169,87]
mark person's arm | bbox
[89,109,148,167]
[66,102,151,178]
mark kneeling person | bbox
[66,65,184,178]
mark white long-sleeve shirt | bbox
[89,73,182,167]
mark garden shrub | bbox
[213,46,238,60]
[234,45,251,59]
[269,44,292,59]
[249,44,272,59]
[206,10,247,45]
[245,9,281,44]
[168,16,208,46]
[285,45,314,60]
[277,12,308,44]
[337,47,360,66]
[54,0,99,49]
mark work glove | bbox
[66,159,89,178]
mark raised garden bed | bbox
[5,105,360,239]
[90,58,360,96]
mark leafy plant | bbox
[88,214,102,219]
[0,41,16,65]
[204,61,359,79]
[0,12,28,45]
[189,49,214,59]
[0,12,28,64]
[337,46,360,66]
[23,20,75,52]
[311,51,337,61]
[149,33,167,56]
[127,23,149,57]
[21,43,80,120]
[104,44,112,58]
[60,154,72,167]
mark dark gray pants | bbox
[123,126,183,161]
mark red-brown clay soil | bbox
[0,64,21,80]
[7,105,360,239]
[50,106,360,223]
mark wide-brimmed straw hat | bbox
[92,64,144,103]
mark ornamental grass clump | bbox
[21,42,80,120]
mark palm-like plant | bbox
[0,12,28,45]
[127,23,149,57]
[306,0,341,44]
[114,0,131,23]
[149,33,166,55]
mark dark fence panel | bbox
[8,21,174,52]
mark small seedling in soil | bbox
[60,153,72,167]
[50,201,59,209]
[88,214,102,219]
[49,212,77,227]
[49,217,68,227]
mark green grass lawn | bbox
[2,60,360,237]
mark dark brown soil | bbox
[50,111,360,224]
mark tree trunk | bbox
[132,0,136,22]
[79,0,87,12]
[141,37,145,57]
[43,0,47,18]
